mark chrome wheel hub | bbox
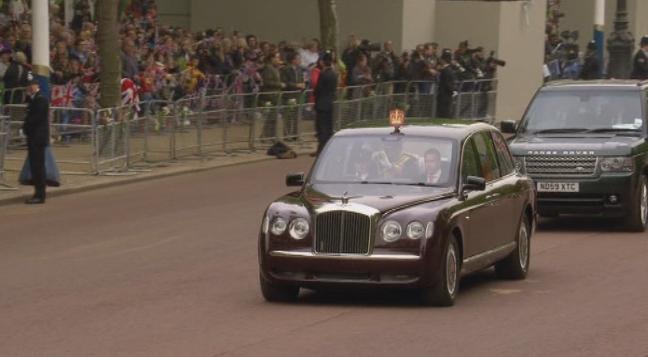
[519,225,529,271]
[641,182,647,226]
[446,245,457,295]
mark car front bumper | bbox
[533,173,636,217]
[260,250,427,289]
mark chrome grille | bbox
[315,211,372,254]
[525,155,597,176]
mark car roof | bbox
[336,119,496,140]
[542,79,648,91]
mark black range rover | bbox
[502,80,648,231]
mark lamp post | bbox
[607,0,634,79]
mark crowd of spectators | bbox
[0,0,500,112]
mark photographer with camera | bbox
[436,49,458,119]
[580,41,601,80]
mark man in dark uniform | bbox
[631,35,648,80]
[436,49,457,119]
[23,78,50,204]
[313,51,338,156]
[580,41,601,80]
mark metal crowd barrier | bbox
[0,115,16,190]
[454,79,498,121]
[0,79,496,180]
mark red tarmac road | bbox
[1,157,647,357]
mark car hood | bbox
[509,135,640,156]
[300,183,455,214]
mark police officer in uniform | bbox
[436,49,457,119]
[580,41,601,80]
[313,51,338,156]
[23,78,50,204]
[631,35,648,80]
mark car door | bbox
[457,134,498,258]
[489,130,523,247]
[470,131,505,252]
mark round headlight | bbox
[262,216,270,234]
[270,217,288,236]
[381,220,402,242]
[289,218,310,240]
[406,221,425,240]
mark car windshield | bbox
[520,90,644,134]
[311,135,458,187]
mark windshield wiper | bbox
[532,128,590,134]
[585,128,642,134]
[360,181,437,187]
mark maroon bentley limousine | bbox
[258,120,536,306]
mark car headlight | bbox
[270,217,288,235]
[288,218,310,240]
[406,221,425,240]
[262,216,270,234]
[599,156,633,172]
[381,220,402,242]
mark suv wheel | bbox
[495,214,531,280]
[260,273,299,302]
[421,236,459,307]
[625,176,648,232]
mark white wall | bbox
[434,0,501,53]
[496,0,546,121]
[156,0,191,29]
[402,0,437,51]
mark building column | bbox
[32,0,50,97]
[594,0,605,75]
[607,0,634,79]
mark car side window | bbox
[473,132,501,181]
[490,131,515,175]
[461,138,481,180]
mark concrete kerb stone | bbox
[0,147,315,207]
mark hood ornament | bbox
[341,191,350,205]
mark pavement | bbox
[0,137,318,206]
[1,156,647,357]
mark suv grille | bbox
[315,211,372,254]
[525,155,597,176]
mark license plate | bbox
[537,182,579,192]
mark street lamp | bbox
[607,0,634,79]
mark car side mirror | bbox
[286,172,305,187]
[500,120,518,134]
[462,176,486,192]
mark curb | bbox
[0,153,309,207]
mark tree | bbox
[318,0,338,51]
[97,0,121,108]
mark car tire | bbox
[259,273,299,302]
[495,214,531,280]
[420,236,459,307]
[625,176,648,232]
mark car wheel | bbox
[625,176,648,232]
[259,273,299,302]
[495,214,531,280]
[421,236,459,307]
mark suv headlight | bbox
[270,217,288,235]
[381,220,402,242]
[599,157,634,172]
[288,218,310,240]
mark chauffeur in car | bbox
[258,118,537,306]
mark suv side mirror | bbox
[500,120,518,134]
[286,172,305,187]
[462,176,486,192]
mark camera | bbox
[358,39,382,53]
[487,51,506,67]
